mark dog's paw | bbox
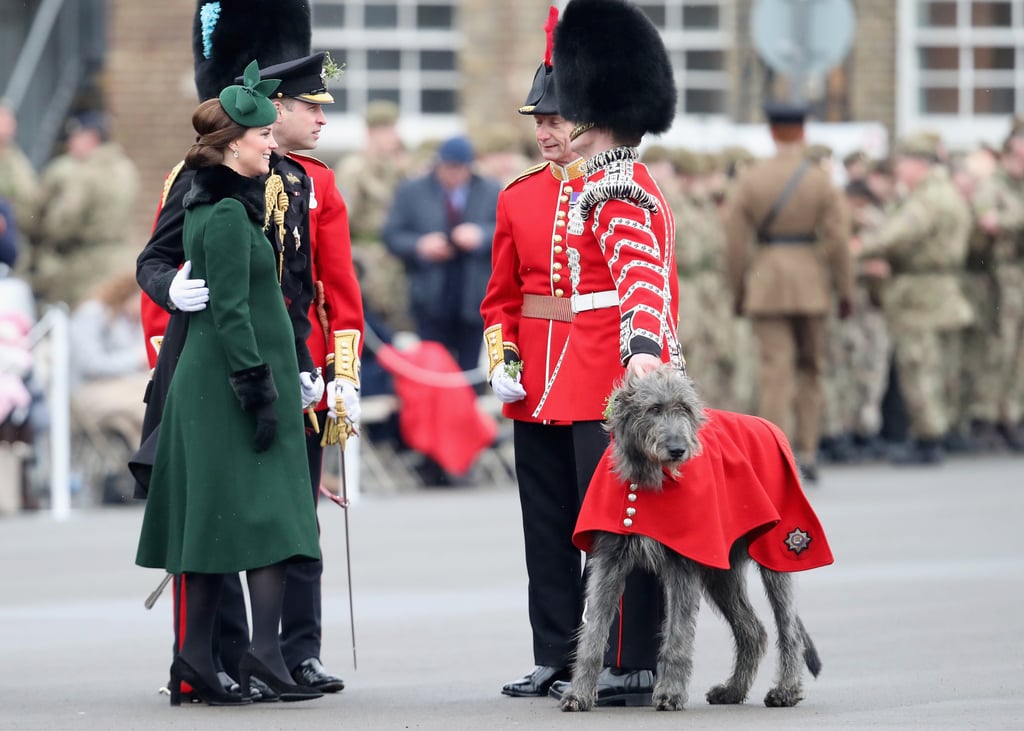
[764,686,803,707]
[654,692,686,711]
[706,684,746,705]
[559,691,593,712]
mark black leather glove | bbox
[253,403,277,452]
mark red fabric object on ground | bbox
[376,341,498,476]
[575,408,834,573]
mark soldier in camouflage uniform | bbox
[669,148,743,411]
[858,134,973,464]
[970,125,1024,451]
[842,178,893,458]
[0,102,39,258]
[948,151,1002,451]
[29,111,140,306]
[808,143,861,463]
[333,100,412,332]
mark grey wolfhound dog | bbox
[560,366,822,712]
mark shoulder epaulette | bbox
[160,160,186,208]
[504,161,550,190]
[289,151,329,169]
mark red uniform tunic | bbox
[293,153,364,407]
[575,408,834,573]
[480,148,681,423]
[541,147,681,420]
[480,159,587,422]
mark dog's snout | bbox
[668,447,688,461]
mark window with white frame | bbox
[635,0,733,117]
[899,0,1024,146]
[312,0,461,116]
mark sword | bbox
[321,328,361,670]
[144,572,173,610]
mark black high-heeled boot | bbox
[169,656,251,707]
[238,652,323,702]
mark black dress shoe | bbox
[548,667,655,707]
[501,665,569,697]
[292,657,345,693]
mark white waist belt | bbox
[571,290,618,313]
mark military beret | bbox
[640,144,674,166]
[673,148,704,176]
[365,99,399,127]
[763,101,809,126]
[895,133,940,161]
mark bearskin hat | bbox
[553,0,676,140]
[193,0,312,102]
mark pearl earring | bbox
[232,148,239,158]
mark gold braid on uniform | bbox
[263,173,289,282]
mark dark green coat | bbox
[136,165,320,574]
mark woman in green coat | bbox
[136,62,321,705]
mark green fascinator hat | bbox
[219,60,281,127]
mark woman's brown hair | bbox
[184,99,247,169]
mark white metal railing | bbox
[28,304,71,521]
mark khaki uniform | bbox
[971,167,1024,427]
[861,167,973,440]
[30,143,140,305]
[724,149,853,463]
[0,145,40,248]
[333,150,411,331]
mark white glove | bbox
[168,261,209,312]
[299,371,325,408]
[490,369,527,404]
[327,379,361,424]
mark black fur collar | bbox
[184,165,265,224]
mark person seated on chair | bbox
[69,268,150,449]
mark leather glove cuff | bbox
[229,363,278,411]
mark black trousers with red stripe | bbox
[172,411,328,679]
[513,419,663,670]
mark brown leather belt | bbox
[522,294,574,322]
[522,290,618,322]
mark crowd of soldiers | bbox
[5,91,1024,486]
[639,121,1024,470]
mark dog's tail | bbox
[797,616,822,677]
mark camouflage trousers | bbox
[822,287,891,438]
[677,273,746,411]
[957,270,1000,427]
[892,326,962,440]
[992,264,1024,424]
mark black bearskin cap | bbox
[553,0,676,140]
[193,0,312,102]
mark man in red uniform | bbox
[133,4,362,697]
[481,0,680,705]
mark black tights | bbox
[178,563,291,685]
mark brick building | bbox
[10,0,1020,237]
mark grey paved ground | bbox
[1,455,1023,730]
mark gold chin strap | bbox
[569,122,596,141]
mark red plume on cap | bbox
[543,6,559,67]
